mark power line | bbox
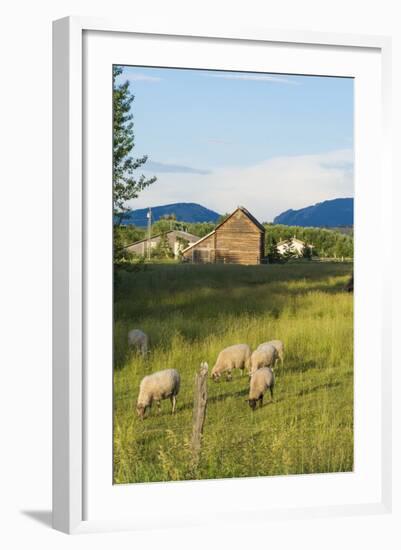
[147,207,152,260]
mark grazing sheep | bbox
[211,344,252,381]
[128,329,149,356]
[257,339,284,367]
[136,368,180,419]
[250,344,278,375]
[246,367,275,410]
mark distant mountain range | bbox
[273,198,353,228]
[122,198,354,228]
[122,202,221,226]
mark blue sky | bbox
[115,66,353,222]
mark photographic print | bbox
[113,65,354,484]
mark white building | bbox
[276,237,313,257]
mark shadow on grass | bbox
[114,263,352,325]
[277,360,320,375]
[296,381,341,397]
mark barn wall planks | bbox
[182,207,265,265]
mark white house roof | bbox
[277,237,313,248]
[277,237,302,245]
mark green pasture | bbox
[113,262,353,483]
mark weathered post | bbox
[191,362,208,470]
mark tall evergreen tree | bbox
[113,66,156,223]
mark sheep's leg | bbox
[156,400,161,414]
[270,386,274,402]
[171,395,176,414]
[226,370,233,381]
[259,395,264,408]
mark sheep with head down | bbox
[246,367,275,410]
[249,343,278,376]
[136,368,180,419]
[211,344,252,381]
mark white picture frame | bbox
[52,16,392,534]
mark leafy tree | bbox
[152,231,173,259]
[152,218,183,235]
[176,236,190,257]
[114,225,145,248]
[184,222,216,238]
[113,66,156,224]
[113,229,135,264]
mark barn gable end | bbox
[182,207,266,265]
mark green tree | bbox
[217,212,231,224]
[152,231,173,259]
[302,243,313,260]
[176,236,190,251]
[113,228,134,264]
[114,225,145,248]
[113,66,156,224]
[267,236,281,264]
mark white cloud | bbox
[129,149,353,222]
[206,138,233,145]
[125,74,162,82]
[208,73,298,85]
[144,160,211,175]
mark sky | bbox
[115,66,354,222]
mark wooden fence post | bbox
[191,362,208,470]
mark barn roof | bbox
[218,206,265,233]
[181,206,265,254]
[123,229,198,249]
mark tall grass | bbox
[113,262,353,483]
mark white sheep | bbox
[136,368,180,419]
[128,329,149,356]
[246,367,275,410]
[211,344,252,381]
[257,339,284,367]
[249,344,278,375]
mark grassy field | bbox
[113,262,353,484]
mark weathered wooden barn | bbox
[181,207,265,265]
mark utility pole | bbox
[147,207,152,260]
